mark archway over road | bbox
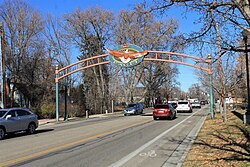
[55,51,214,121]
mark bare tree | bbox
[114,5,183,106]
[145,0,250,111]
[45,14,71,68]
[0,0,51,108]
[64,7,114,114]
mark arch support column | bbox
[208,54,214,119]
[55,65,59,122]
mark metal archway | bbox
[55,51,213,121]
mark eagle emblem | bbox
[107,44,148,67]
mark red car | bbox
[153,104,177,120]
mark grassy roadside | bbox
[183,109,250,167]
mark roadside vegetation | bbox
[183,109,250,167]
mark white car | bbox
[177,100,192,113]
[191,101,201,108]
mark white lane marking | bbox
[109,109,202,167]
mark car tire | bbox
[27,123,36,134]
[153,116,157,120]
[0,127,6,140]
[141,109,143,114]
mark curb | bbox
[38,112,124,126]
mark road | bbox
[0,106,208,167]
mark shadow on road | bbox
[4,128,54,140]
[153,117,178,121]
[141,113,153,116]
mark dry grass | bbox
[183,109,250,167]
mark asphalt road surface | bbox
[0,106,209,167]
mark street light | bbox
[242,30,250,123]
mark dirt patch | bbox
[183,109,250,167]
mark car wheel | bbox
[27,123,36,134]
[0,127,6,140]
[153,116,157,120]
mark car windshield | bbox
[0,110,7,118]
[155,105,169,109]
[127,104,136,108]
[178,102,188,104]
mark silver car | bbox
[0,108,38,140]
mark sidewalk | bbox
[38,118,62,126]
[38,111,123,126]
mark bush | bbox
[40,103,56,119]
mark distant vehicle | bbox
[200,100,206,105]
[124,103,144,116]
[0,108,38,140]
[176,100,192,113]
[153,104,176,120]
[191,101,201,108]
[188,98,198,104]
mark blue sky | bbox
[3,0,201,92]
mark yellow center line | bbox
[0,119,153,167]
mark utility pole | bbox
[242,30,250,124]
[0,22,6,109]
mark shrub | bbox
[40,103,56,119]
